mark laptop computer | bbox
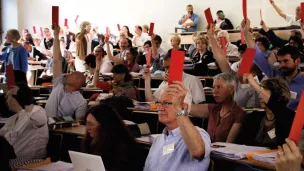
[68,151,106,171]
[0,84,7,95]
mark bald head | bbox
[64,72,85,90]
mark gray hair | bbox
[213,73,236,87]
[7,29,21,42]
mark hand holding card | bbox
[168,50,185,85]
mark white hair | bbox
[217,30,230,41]
[213,73,236,88]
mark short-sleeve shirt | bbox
[45,74,87,118]
[207,103,246,142]
[144,127,211,171]
[285,14,300,26]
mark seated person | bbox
[83,54,96,87]
[217,30,239,57]
[207,24,261,108]
[189,73,246,143]
[144,90,211,171]
[255,37,277,65]
[144,53,206,104]
[150,34,166,74]
[186,31,201,56]
[0,83,48,158]
[167,35,186,54]
[214,10,234,30]
[136,40,151,65]
[132,25,150,48]
[238,74,295,148]
[45,25,87,120]
[0,136,16,171]
[189,35,219,76]
[22,41,47,61]
[82,103,143,171]
[113,31,132,49]
[142,24,149,34]
[93,45,112,74]
[92,63,141,101]
[231,44,246,72]
[92,34,114,55]
[25,33,35,46]
[106,38,129,64]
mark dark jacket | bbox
[214,18,234,30]
[29,47,48,61]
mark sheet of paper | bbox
[204,8,213,25]
[52,6,59,25]
[237,48,256,77]
[168,50,185,85]
[149,22,154,36]
[289,91,304,145]
[34,161,73,171]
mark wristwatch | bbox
[176,109,189,116]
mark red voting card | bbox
[237,48,256,77]
[96,81,112,91]
[168,50,185,85]
[117,24,121,31]
[40,27,43,38]
[260,9,263,21]
[241,30,245,44]
[149,23,154,36]
[105,27,110,41]
[289,91,304,145]
[64,18,68,26]
[75,15,79,23]
[243,0,247,19]
[146,48,152,67]
[220,37,227,54]
[301,3,304,24]
[52,6,59,25]
[6,64,15,90]
[32,26,36,34]
[204,8,213,25]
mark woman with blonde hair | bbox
[0,29,28,73]
[75,21,91,72]
[167,35,185,55]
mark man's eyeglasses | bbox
[155,101,173,107]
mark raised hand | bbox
[143,67,151,80]
[206,24,215,39]
[166,81,187,112]
[52,24,61,37]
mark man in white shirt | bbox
[270,0,301,26]
[143,53,206,104]
[132,25,150,47]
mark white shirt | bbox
[103,44,114,56]
[100,57,113,74]
[0,105,48,159]
[153,73,206,104]
[85,35,92,55]
[231,61,241,72]
[226,43,239,57]
[133,34,151,47]
[286,14,300,26]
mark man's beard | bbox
[279,66,296,76]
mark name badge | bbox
[240,84,251,89]
[267,128,276,139]
[163,143,175,155]
[290,91,297,99]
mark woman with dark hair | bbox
[82,103,142,171]
[122,26,134,39]
[124,47,140,72]
[92,64,141,101]
[25,33,35,46]
[238,75,295,148]
[255,37,277,65]
[137,40,152,65]
[0,83,48,158]
[83,54,96,86]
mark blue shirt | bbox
[178,13,199,32]
[144,126,211,171]
[253,45,304,111]
[0,45,28,72]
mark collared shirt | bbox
[0,105,48,159]
[99,57,113,74]
[153,72,206,104]
[178,13,199,32]
[45,74,87,118]
[144,127,211,171]
[132,34,151,47]
[253,45,304,110]
[226,43,239,57]
[115,49,128,62]
[285,14,300,26]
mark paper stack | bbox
[211,142,269,160]
[252,151,276,164]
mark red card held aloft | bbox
[240,30,245,44]
[117,24,121,31]
[168,50,185,85]
[301,3,304,24]
[146,48,152,67]
[260,9,263,21]
[33,26,36,34]
[52,6,59,25]
[289,91,304,145]
[237,48,256,77]
[6,64,15,90]
[243,0,247,19]
[149,23,154,36]
[64,18,68,26]
[220,37,227,54]
[40,27,43,38]
[204,8,213,25]
[75,15,79,23]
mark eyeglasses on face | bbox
[155,101,173,107]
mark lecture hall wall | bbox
[2,0,303,50]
